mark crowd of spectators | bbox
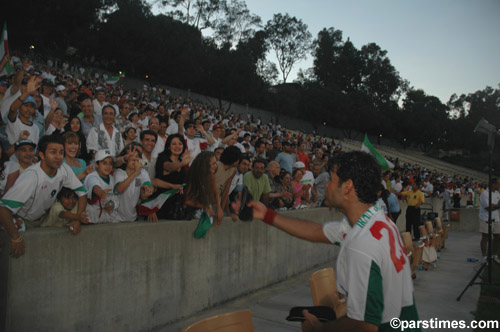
[0,53,488,257]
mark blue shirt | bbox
[387,193,400,213]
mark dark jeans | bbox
[406,206,421,239]
[390,210,401,223]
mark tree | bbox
[312,27,344,87]
[359,43,402,106]
[211,0,261,48]
[400,89,449,152]
[264,13,312,83]
[157,0,223,30]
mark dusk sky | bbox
[243,0,500,103]
[153,0,500,104]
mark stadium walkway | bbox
[161,232,482,332]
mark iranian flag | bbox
[361,133,394,171]
[136,186,182,216]
[0,23,14,76]
[106,72,125,86]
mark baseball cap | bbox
[95,150,114,162]
[294,161,306,169]
[55,85,66,92]
[22,96,37,106]
[15,139,37,151]
[42,79,55,86]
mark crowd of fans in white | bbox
[0,54,489,257]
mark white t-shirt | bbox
[336,205,417,327]
[40,95,52,118]
[391,181,403,193]
[166,122,179,136]
[6,117,40,145]
[0,162,86,222]
[185,135,203,164]
[479,189,500,222]
[93,99,108,117]
[83,171,119,223]
[1,90,21,123]
[0,161,20,196]
[113,168,151,222]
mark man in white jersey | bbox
[246,151,420,332]
[0,135,88,258]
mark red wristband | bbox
[263,208,277,225]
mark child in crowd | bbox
[114,143,155,222]
[40,187,89,227]
[84,149,119,223]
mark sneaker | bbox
[480,256,488,263]
[493,255,500,264]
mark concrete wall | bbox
[0,208,341,332]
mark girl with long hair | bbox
[62,132,93,182]
[185,151,223,223]
[64,115,90,162]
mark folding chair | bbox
[425,221,442,251]
[181,310,254,332]
[419,225,437,270]
[401,232,417,278]
[309,267,347,318]
[435,217,450,248]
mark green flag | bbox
[361,134,394,171]
[0,23,14,76]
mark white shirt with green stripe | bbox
[336,205,420,331]
[113,168,151,222]
[0,162,87,223]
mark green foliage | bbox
[264,13,312,83]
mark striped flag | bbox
[136,186,183,216]
[0,23,14,76]
[361,133,394,171]
[105,72,125,86]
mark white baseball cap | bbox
[294,161,306,169]
[95,150,114,162]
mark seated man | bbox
[0,135,88,258]
[243,158,271,207]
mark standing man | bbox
[400,181,425,240]
[87,104,124,158]
[245,151,420,332]
[0,135,88,258]
[79,94,102,138]
[478,177,500,263]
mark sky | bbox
[153,0,500,104]
[243,0,500,104]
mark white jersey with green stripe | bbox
[336,204,420,331]
[0,162,87,222]
[113,168,151,222]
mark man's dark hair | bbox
[140,129,158,142]
[255,138,266,149]
[220,146,242,166]
[330,151,381,204]
[253,157,267,168]
[240,154,251,164]
[184,119,196,129]
[38,134,64,155]
[77,93,91,104]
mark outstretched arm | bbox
[246,200,331,243]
